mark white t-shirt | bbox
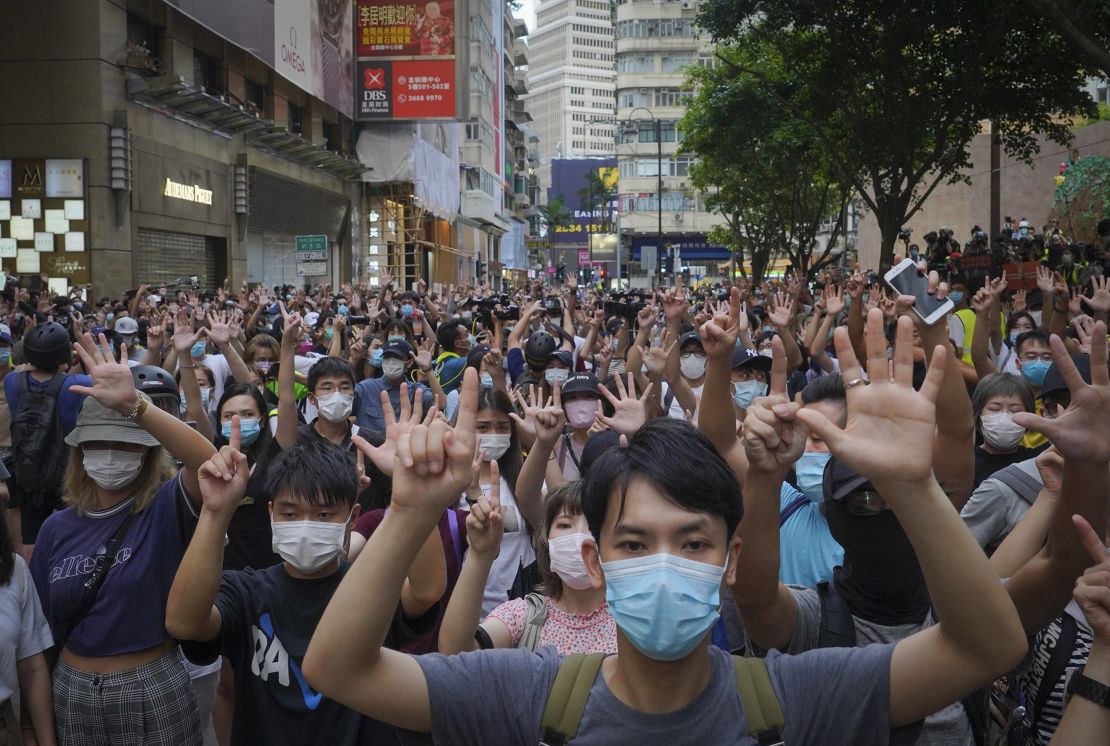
[660,381,704,420]
[0,554,52,703]
[460,476,536,619]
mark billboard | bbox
[165,0,353,117]
[548,158,618,246]
[354,0,464,120]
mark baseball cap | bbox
[0,324,12,345]
[731,347,772,372]
[549,349,574,369]
[822,456,873,503]
[382,339,414,360]
[561,372,600,398]
[303,311,320,328]
[1040,353,1091,400]
[678,331,703,351]
[114,317,139,335]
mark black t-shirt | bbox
[297,420,390,512]
[224,435,285,572]
[973,445,1042,491]
[215,562,433,746]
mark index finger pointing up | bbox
[454,367,479,440]
[230,414,242,452]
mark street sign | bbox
[295,234,328,261]
[297,262,328,277]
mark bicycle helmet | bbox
[23,321,71,370]
[524,330,557,370]
[131,364,181,418]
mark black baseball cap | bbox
[822,456,874,503]
[548,349,574,369]
[731,347,773,372]
[678,331,703,350]
[561,372,600,398]
[1040,353,1091,400]
[382,339,414,360]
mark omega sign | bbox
[282,26,306,74]
[163,177,213,205]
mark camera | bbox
[542,296,562,315]
[494,305,520,321]
[347,315,369,325]
[898,228,913,242]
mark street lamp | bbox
[621,107,664,287]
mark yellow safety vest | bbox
[953,308,1006,366]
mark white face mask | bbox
[381,358,406,380]
[480,433,512,461]
[679,353,707,380]
[82,449,145,491]
[315,391,354,423]
[271,517,349,574]
[980,412,1026,451]
[547,532,593,590]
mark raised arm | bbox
[71,332,216,504]
[731,338,803,652]
[275,306,302,449]
[173,322,214,442]
[303,370,481,732]
[796,312,1027,729]
[767,293,802,372]
[510,383,565,531]
[166,419,250,642]
[438,469,513,654]
[988,449,1062,579]
[970,288,1000,380]
[697,287,746,479]
[207,311,252,385]
[845,270,868,364]
[508,300,541,351]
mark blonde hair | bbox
[243,335,279,364]
[63,445,176,516]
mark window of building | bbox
[193,49,221,93]
[245,78,266,112]
[287,101,303,135]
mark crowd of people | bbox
[1,249,1109,745]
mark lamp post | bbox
[621,108,664,287]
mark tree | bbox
[698,0,1097,270]
[1026,0,1110,78]
[577,169,618,264]
[1050,155,1110,243]
[537,195,572,276]
[682,42,848,285]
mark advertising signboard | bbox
[548,158,618,246]
[354,0,465,121]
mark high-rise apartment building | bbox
[614,0,729,283]
[525,0,617,199]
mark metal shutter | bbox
[136,229,220,290]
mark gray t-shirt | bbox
[751,586,972,746]
[959,458,1040,554]
[417,643,915,745]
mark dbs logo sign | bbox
[363,68,385,90]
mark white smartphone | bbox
[882,259,954,326]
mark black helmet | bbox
[23,321,71,370]
[524,330,557,369]
[131,365,181,418]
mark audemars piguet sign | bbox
[163,177,214,205]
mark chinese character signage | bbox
[354,0,463,120]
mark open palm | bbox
[797,310,944,487]
[70,333,139,415]
[742,337,805,473]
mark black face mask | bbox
[823,497,931,626]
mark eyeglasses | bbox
[1020,352,1054,363]
[844,489,886,516]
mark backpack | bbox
[990,461,1042,507]
[816,580,990,746]
[11,372,68,497]
[539,653,784,746]
[518,592,548,652]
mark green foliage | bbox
[1051,156,1110,242]
[538,195,572,246]
[697,0,1097,269]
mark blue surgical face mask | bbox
[0,349,11,366]
[1009,331,1021,345]
[191,341,207,359]
[1021,359,1051,387]
[949,290,965,304]
[602,553,728,661]
[401,304,414,317]
[731,379,767,410]
[479,372,494,389]
[795,451,831,503]
[105,313,114,322]
[370,349,384,367]
[388,335,406,344]
[222,418,261,446]
[337,304,349,316]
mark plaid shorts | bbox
[53,650,202,746]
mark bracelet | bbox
[122,392,148,421]
[178,362,196,369]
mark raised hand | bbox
[1070,514,1110,645]
[1068,288,1084,318]
[349,335,367,362]
[173,313,205,355]
[987,271,1008,303]
[206,310,231,347]
[280,309,304,351]
[1082,275,1110,316]
[824,284,845,316]
[700,287,740,359]
[1034,446,1064,496]
[795,310,946,488]
[466,462,504,558]
[661,286,687,322]
[1036,265,1055,296]
[768,291,795,329]
[353,382,435,477]
[970,287,993,314]
[198,415,250,514]
[509,383,564,446]
[1072,315,1096,355]
[1012,288,1028,313]
[69,332,140,415]
[741,337,805,474]
[598,373,652,436]
[1013,321,1110,463]
[641,327,675,378]
[412,337,435,372]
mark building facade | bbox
[0,0,366,298]
[525,0,617,203]
[614,0,728,285]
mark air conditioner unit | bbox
[678,182,688,189]
[673,213,683,222]
[639,87,648,94]
[681,0,693,8]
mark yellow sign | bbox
[163,178,213,205]
[598,167,617,189]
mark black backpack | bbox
[11,372,69,496]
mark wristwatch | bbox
[1066,671,1110,708]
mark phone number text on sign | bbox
[393,60,455,118]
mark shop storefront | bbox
[0,158,92,294]
[133,143,229,291]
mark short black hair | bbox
[581,418,743,542]
[307,356,355,393]
[1015,329,1051,356]
[264,440,358,508]
[800,373,846,405]
[436,318,466,351]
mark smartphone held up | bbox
[882,259,953,326]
